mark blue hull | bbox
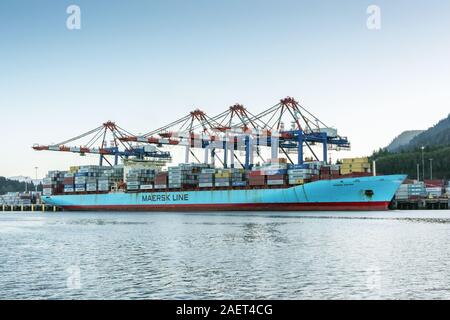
[42,175,406,211]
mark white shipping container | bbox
[288,169,312,174]
[140,185,153,190]
[199,183,214,188]
[214,182,230,187]
[201,169,216,174]
[267,180,284,185]
[154,184,167,189]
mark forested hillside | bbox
[0,177,42,195]
[403,115,450,150]
[372,114,450,180]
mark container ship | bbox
[41,160,405,212]
[35,97,406,212]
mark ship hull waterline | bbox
[43,175,406,212]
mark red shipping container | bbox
[249,170,263,177]
[157,172,168,176]
[425,180,444,187]
[249,180,266,186]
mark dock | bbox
[1,204,62,212]
[392,198,450,210]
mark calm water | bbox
[1,210,450,300]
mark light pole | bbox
[417,163,420,181]
[421,146,425,181]
[34,167,38,192]
[429,159,433,180]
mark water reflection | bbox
[1,210,450,299]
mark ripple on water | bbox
[1,210,450,299]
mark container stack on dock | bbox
[395,181,427,200]
[423,180,445,198]
[0,192,36,206]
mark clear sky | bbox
[1,0,449,178]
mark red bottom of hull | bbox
[62,201,391,212]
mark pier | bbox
[392,198,450,210]
[1,204,62,212]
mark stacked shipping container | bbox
[126,168,155,191]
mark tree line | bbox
[0,177,43,195]
[371,146,450,180]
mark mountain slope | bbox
[372,146,450,180]
[386,130,423,152]
[405,114,450,149]
[372,114,450,179]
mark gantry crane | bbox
[33,121,171,166]
[119,97,350,169]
